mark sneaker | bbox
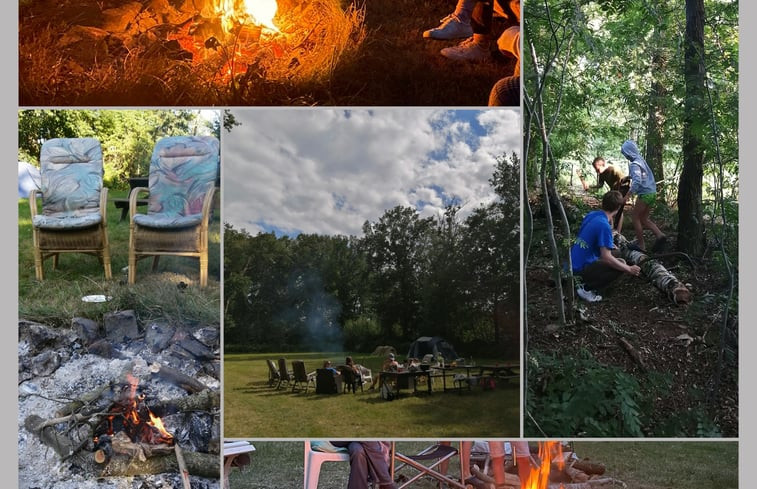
[423,14,474,40]
[440,37,491,61]
[577,286,602,302]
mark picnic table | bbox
[112,176,149,222]
[380,370,432,397]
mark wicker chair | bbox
[128,136,219,287]
[30,138,111,280]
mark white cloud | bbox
[223,108,520,236]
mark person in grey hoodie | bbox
[620,140,667,252]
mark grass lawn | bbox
[574,441,738,489]
[18,190,221,325]
[228,440,738,489]
[224,353,520,438]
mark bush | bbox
[343,316,381,351]
[526,349,663,437]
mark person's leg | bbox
[489,441,507,487]
[423,0,476,39]
[632,199,647,250]
[344,442,371,489]
[640,204,664,239]
[511,441,531,485]
[441,0,493,61]
[360,442,397,488]
[578,260,624,292]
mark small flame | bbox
[523,441,564,489]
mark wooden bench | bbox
[112,176,149,222]
[223,441,256,489]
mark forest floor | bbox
[525,191,738,437]
[19,0,515,106]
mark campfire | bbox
[21,0,366,95]
[521,442,626,489]
[19,313,221,487]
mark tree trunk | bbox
[678,0,706,256]
[645,45,667,200]
[614,233,692,304]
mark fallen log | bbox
[613,233,693,304]
[90,450,219,478]
[572,460,605,475]
[150,364,208,394]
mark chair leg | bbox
[200,251,208,287]
[33,249,44,281]
[52,253,59,270]
[128,251,137,285]
[102,250,112,280]
[304,454,324,489]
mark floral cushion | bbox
[132,213,203,229]
[146,136,219,219]
[39,138,103,218]
[33,212,102,230]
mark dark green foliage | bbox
[526,349,662,437]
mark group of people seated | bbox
[329,440,534,489]
[422,0,521,106]
[571,139,668,302]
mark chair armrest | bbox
[100,187,108,223]
[128,187,149,220]
[200,183,217,225]
[28,189,42,218]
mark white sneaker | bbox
[577,286,602,302]
[423,15,474,40]
[440,38,490,62]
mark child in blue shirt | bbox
[571,191,641,302]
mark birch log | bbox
[613,233,693,304]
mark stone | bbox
[192,326,219,349]
[145,322,176,353]
[31,351,61,377]
[101,2,144,33]
[87,338,120,359]
[72,317,101,345]
[104,310,140,343]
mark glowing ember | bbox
[217,0,280,34]
[523,441,564,489]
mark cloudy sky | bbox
[222,109,520,237]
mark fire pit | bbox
[18,314,221,488]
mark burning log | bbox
[152,387,220,414]
[548,479,627,489]
[613,233,693,304]
[88,450,219,478]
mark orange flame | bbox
[216,0,280,34]
[523,441,564,489]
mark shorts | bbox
[637,192,656,206]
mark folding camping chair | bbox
[391,442,467,489]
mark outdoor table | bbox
[429,366,457,392]
[451,364,478,392]
[477,363,519,381]
[380,370,432,397]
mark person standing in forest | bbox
[620,140,667,252]
[571,190,641,302]
[580,156,631,232]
